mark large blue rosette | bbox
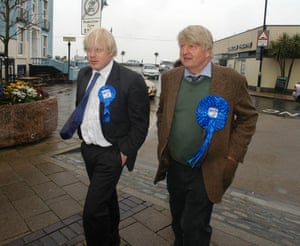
[98,85,116,123]
[188,95,229,168]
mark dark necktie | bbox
[60,72,100,139]
[187,75,204,81]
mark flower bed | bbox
[0,81,46,105]
[0,96,58,148]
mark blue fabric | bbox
[187,95,229,167]
[98,85,116,123]
[60,72,100,139]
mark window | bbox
[42,35,48,57]
[43,0,49,29]
[0,42,4,53]
[17,27,25,56]
[32,0,38,23]
[16,0,27,21]
[240,60,246,75]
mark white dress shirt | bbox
[80,60,114,146]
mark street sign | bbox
[257,30,269,47]
[81,0,102,35]
[81,19,101,35]
[63,36,76,42]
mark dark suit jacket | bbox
[154,64,258,203]
[76,61,150,171]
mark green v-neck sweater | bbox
[169,76,210,165]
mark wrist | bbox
[227,156,237,163]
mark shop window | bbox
[240,60,246,75]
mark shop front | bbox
[213,25,300,92]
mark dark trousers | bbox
[167,159,213,246]
[81,142,123,246]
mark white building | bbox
[213,25,300,92]
[0,0,54,78]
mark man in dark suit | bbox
[154,25,258,245]
[70,28,149,245]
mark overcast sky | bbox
[53,0,300,64]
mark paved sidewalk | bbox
[0,83,299,245]
[1,133,282,246]
[248,89,294,101]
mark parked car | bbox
[292,82,300,102]
[159,60,174,72]
[126,60,142,66]
[145,79,157,99]
[142,64,160,80]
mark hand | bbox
[227,156,237,163]
[120,152,127,167]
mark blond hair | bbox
[178,25,213,50]
[83,27,118,56]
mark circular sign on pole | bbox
[81,0,102,35]
[84,0,100,16]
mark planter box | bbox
[0,96,58,148]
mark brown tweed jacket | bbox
[154,64,258,203]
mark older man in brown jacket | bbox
[154,25,258,246]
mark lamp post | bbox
[100,0,108,26]
[63,37,76,81]
[256,0,268,91]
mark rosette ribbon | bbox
[98,85,116,123]
[187,95,229,168]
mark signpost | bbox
[81,0,102,35]
[63,36,76,81]
[257,30,269,47]
[256,0,268,90]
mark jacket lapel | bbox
[78,68,93,102]
[165,67,184,126]
[105,61,120,87]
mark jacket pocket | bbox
[222,158,238,191]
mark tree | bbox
[154,52,159,65]
[121,50,125,63]
[0,0,39,57]
[269,32,300,89]
[0,0,46,82]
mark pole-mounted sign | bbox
[81,0,102,35]
[63,36,76,42]
[257,30,269,47]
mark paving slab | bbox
[0,84,299,245]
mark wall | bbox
[0,96,58,148]
[213,25,300,91]
[0,0,54,77]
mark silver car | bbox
[142,64,160,80]
[292,82,300,102]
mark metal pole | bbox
[100,2,102,27]
[257,0,268,90]
[67,41,71,81]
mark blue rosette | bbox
[188,95,229,168]
[98,85,116,123]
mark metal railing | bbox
[30,57,88,80]
[0,56,16,83]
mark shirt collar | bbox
[93,60,114,80]
[184,62,212,79]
